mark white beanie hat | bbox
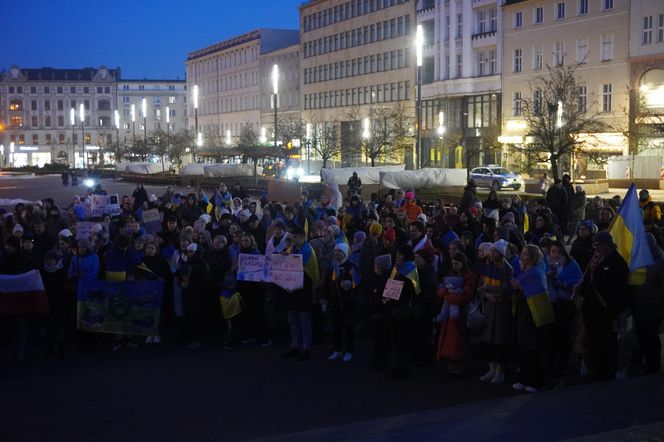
[186,243,198,253]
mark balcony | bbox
[471,30,497,49]
[417,6,435,22]
[472,0,495,8]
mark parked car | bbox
[469,165,523,191]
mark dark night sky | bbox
[1,0,302,80]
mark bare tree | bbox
[517,63,607,179]
[619,88,664,178]
[169,130,193,171]
[132,139,153,162]
[355,103,413,167]
[151,129,170,172]
[310,119,340,169]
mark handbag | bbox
[466,294,486,332]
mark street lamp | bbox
[197,132,203,149]
[260,126,267,144]
[79,103,85,169]
[10,142,15,167]
[141,97,147,145]
[70,108,76,166]
[415,24,424,170]
[362,117,371,166]
[437,111,446,167]
[131,104,136,149]
[114,110,120,163]
[272,64,279,149]
[305,123,312,174]
[226,129,232,146]
[193,85,199,163]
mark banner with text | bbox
[89,194,121,218]
[237,253,303,291]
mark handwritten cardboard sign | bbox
[382,279,404,301]
[237,254,266,282]
[236,253,304,291]
[142,209,162,234]
[89,194,121,217]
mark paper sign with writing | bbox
[382,279,404,301]
[90,194,121,217]
[237,254,266,282]
[75,221,110,240]
[142,209,162,234]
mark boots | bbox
[480,362,497,382]
[491,364,505,384]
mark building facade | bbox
[628,0,664,158]
[417,0,502,169]
[116,79,187,152]
[185,29,299,151]
[501,0,631,173]
[300,0,417,167]
[0,65,120,167]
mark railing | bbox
[471,30,497,40]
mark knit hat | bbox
[478,242,493,255]
[580,219,596,233]
[594,231,614,247]
[491,239,508,256]
[417,213,428,224]
[352,231,366,253]
[13,224,24,233]
[199,213,212,225]
[404,191,415,200]
[501,212,515,224]
[59,228,73,238]
[326,215,338,226]
[335,242,350,258]
[415,247,435,264]
[186,243,198,253]
[382,227,396,243]
[374,254,392,273]
[238,209,251,220]
[148,194,158,203]
[328,224,341,238]
[469,207,480,217]
[486,209,500,222]
[369,222,383,236]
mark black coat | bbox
[581,250,629,328]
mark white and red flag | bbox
[0,270,49,314]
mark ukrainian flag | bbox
[609,184,654,285]
[391,261,421,295]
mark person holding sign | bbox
[381,244,419,380]
[281,227,319,361]
[324,243,361,363]
[236,234,271,348]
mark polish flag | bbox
[0,270,49,314]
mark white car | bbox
[470,166,523,191]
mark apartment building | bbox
[501,0,630,171]
[116,79,187,148]
[185,29,299,149]
[417,0,502,168]
[0,65,120,167]
[300,0,417,167]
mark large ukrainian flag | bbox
[609,184,654,285]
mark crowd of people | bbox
[1,176,663,393]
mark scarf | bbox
[391,260,420,295]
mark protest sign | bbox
[237,254,266,282]
[142,209,162,234]
[382,279,404,301]
[77,277,164,336]
[236,253,303,291]
[90,194,121,217]
[75,221,110,240]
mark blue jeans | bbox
[287,310,312,351]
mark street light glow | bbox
[272,64,279,95]
[305,123,312,141]
[260,127,267,144]
[70,108,76,126]
[226,129,232,145]
[197,132,203,147]
[79,103,85,123]
[362,117,370,139]
[193,85,199,109]
[166,106,170,124]
[556,100,564,128]
[141,98,147,118]
[416,25,424,67]
[114,110,120,129]
[131,104,136,122]
[437,111,446,136]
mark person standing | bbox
[546,179,569,236]
[576,232,629,381]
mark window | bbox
[138,85,145,91]
[602,84,612,112]
[514,11,523,28]
[122,96,130,103]
[577,38,589,63]
[44,87,50,94]
[58,116,64,127]
[490,9,497,31]
[478,52,487,76]
[9,99,23,110]
[123,85,129,90]
[83,87,89,93]
[10,116,23,127]
[456,53,462,78]
[17,87,22,93]
[513,92,522,116]
[44,100,50,111]
[98,100,111,110]
[601,33,614,61]
[533,89,542,115]
[8,86,14,93]
[105,87,111,94]
[32,134,39,144]
[578,0,588,15]
[31,86,37,94]
[84,100,90,110]
[489,50,497,74]
[97,87,102,94]
[603,0,613,11]
[556,2,566,20]
[578,85,587,112]
[153,97,161,107]
[169,96,176,104]
[70,86,76,93]
[659,14,664,43]
[457,13,462,39]
[513,48,523,72]
[31,100,38,111]
[31,116,38,127]
[57,100,64,111]
[58,134,65,145]
[534,6,544,24]
[643,16,653,45]
[45,116,51,127]
[478,10,486,33]
[57,86,63,94]
[555,41,565,66]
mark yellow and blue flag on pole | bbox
[609,184,654,285]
